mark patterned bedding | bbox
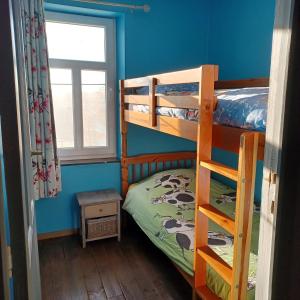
[125,85,268,132]
[123,168,260,300]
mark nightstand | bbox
[76,189,122,248]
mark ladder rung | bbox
[200,160,238,181]
[196,285,221,300]
[197,246,232,285]
[198,204,235,235]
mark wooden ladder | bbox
[193,132,259,300]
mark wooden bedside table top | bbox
[77,189,122,206]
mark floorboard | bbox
[39,230,191,300]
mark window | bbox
[46,12,116,161]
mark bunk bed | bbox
[120,65,267,300]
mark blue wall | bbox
[35,162,121,233]
[36,0,275,234]
[209,0,275,202]
[36,0,210,234]
[121,0,210,156]
[209,0,275,80]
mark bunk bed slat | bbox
[198,204,235,235]
[132,164,136,182]
[155,162,159,172]
[124,77,149,88]
[123,151,196,165]
[191,160,195,168]
[200,160,238,182]
[124,95,149,105]
[155,67,200,84]
[125,110,198,141]
[124,67,205,88]
[149,78,157,126]
[157,95,199,109]
[140,163,144,178]
[197,246,233,285]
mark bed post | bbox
[193,65,219,298]
[120,80,128,197]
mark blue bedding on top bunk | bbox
[125,84,268,132]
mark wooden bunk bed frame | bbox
[120,65,267,300]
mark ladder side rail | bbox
[231,132,259,299]
[194,65,219,291]
[239,133,259,298]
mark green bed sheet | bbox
[122,168,259,300]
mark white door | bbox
[255,0,295,299]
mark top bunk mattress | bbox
[125,85,268,132]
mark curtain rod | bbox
[71,0,150,12]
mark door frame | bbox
[256,0,295,299]
[11,0,42,298]
[270,0,300,298]
[0,151,9,299]
[0,0,30,298]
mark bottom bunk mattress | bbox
[122,168,260,300]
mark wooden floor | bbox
[39,229,192,300]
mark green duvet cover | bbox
[123,168,259,300]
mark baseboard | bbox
[38,228,78,241]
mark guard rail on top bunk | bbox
[120,65,267,195]
[120,65,216,195]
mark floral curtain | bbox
[21,0,61,200]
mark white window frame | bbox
[46,12,116,161]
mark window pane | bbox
[82,71,107,147]
[50,68,74,148]
[46,22,105,62]
[82,70,106,84]
[50,68,72,84]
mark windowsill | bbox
[60,157,120,166]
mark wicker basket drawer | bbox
[86,216,117,239]
[85,202,117,219]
